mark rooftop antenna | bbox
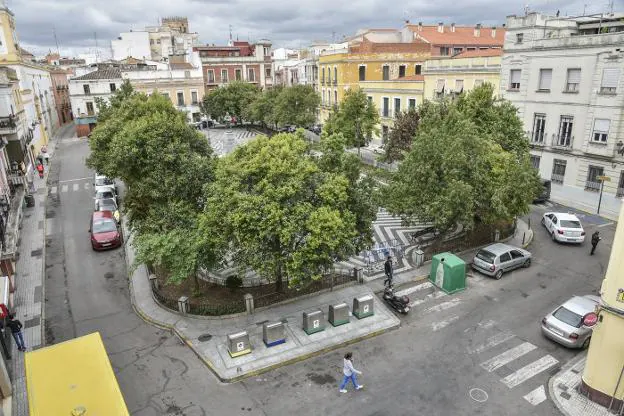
[609,0,614,14]
[583,4,587,15]
[229,24,233,45]
[53,25,60,55]
[94,31,100,63]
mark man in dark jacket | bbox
[383,256,393,287]
[7,314,26,351]
[590,231,601,255]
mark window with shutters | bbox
[399,65,406,78]
[600,68,620,94]
[394,98,401,116]
[455,79,464,94]
[333,67,337,85]
[532,114,546,143]
[408,98,416,109]
[248,68,255,82]
[382,97,389,117]
[516,33,524,43]
[415,64,422,75]
[177,92,184,106]
[592,119,610,143]
[235,69,242,81]
[207,70,215,83]
[221,69,228,83]
[565,68,581,92]
[191,91,198,105]
[538,69,552,91]
[530,155,540,170]
[382,65,390,81]
[321,67,325,84]
[334,90,337,106]
[86,102,94,115]
[586,165,604,191]
[359,66,366,81]
[435,79,445,98]
[557,116,573,147]
[551,159,566,184]
[509,69,521,90]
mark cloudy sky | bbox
[8,0,616,58]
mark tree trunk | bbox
[275,263,284,293]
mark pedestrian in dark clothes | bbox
[383,256,393,287]
[590,231,601,255]
[7,314,26,351]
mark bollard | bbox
[148,274,159,291]
[353,267,363,284]
[177,296,189,315]
[414,249,424,267]
[244,293,254,315]
[494,229,500,242]
[522,231,526,246]
[528,217,531,230]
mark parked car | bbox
[94,189,117,210]
[541,295,599,349]
[533,179,552,203]
[541,212,585,243]
[94,173,117,194]
[311,124,322,134]
[89,211,122,250]
[471,243,532,280]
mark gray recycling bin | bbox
[352,295,374,319]
[303,309,325,335]
[263,321,286,347]
[227,331,251,358]
[328,302,350,327]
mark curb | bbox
[521,229,534,249]
[547,351,587,416]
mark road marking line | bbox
[408,290,447,307]
[478,319,496,329]
[480,342,537,372]
[84,183,90,190]
[523,385,547,406]
[424,298,461,313]
[58,177,91,183]
[395,281,433,297]
[432,315,459,331]
[597,222,614,228]
[61,184,68,193]
[500,355,558,388]
[50,186,57,194]
[468,332,515,354]
[72,183,79,191]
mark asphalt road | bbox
[44,134,615,416]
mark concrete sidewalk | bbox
[124,221,400,383]
[549,352,617,416]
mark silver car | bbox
[471,243,532,280]
[541,295,599,349]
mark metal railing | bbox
[585,180,601,191]
[529,131,546,145]
[551,134,573,149]
[551,173,564,184]
[617,187,624,198]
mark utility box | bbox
[328,302,350,327]
[352,295,374,319]
[227,331,252,358]
[263,322,286,347]
[429,252,466,295]
[303,310,325,335]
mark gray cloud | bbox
[10,0,608,57]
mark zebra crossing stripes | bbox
[468,332,516,355]
[523,385,547,406]
[61,184,68,193]
[72,183,79,191]
[500,354,558,388]
[479,342,537,372]
[50,181,93,194]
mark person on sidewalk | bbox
[36,162,44,179]
[339,352,363,393]
[7,314,26,351]
[590,231,601,255]
[383,256,393,287]
[44,152,50,165]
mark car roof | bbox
[92,211,114,220]
[561,296,599,316]
[550,212,580,221]
[479,243,516,255]
[99,198,117,205]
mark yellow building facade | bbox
[582,205,624,410]
[422,50,502,101]
[318,37,430,123]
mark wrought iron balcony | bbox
[585,180,601,192]
[526,130,546,146]
[551,134,573,150]
[551,173,564,184]
[0,117,17,134]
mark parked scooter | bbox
[382,284,410,314]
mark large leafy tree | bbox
[384,85,541,232]
[382,108,421,163]
[274,84,320,127]
[324,88,379,152]
[87,93,219,289]
[94,79,135,123]
[245,85,283,128]
[201,81,259,122]
[203,132,368,292]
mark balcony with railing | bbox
[527,130,546,147]
[551,134,573,151]
[585,180,601,192]
[551,173,565,184]
[617,187,624,198]
[0,116,17,134]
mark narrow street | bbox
[42,135,613,416]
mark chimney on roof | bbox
[438,22,444,33]
[491,26,496,38]
[418,22,423,31]
[451,23,456,33]
[474,23,481,37]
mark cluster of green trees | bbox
[88,81,376,292]
[201,82,320,129]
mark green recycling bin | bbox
[429,252,466,294]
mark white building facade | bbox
[501,12,624,220]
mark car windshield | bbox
[552,306,583,328]
[560,220,581,228]
[95,177,114,186]
[476,250,496,264]
[98,199,117,210]
[96,191,114,199]
[92,219,117,233]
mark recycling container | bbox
[227,331,251,358]
[263,322,286,347]
[429,252,466,294]
[303,309,325,335]
[328,302,350,327]
[352,295,374,319]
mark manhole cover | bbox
[198,334,212,342]
[469,388,488,403]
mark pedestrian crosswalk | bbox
[50,180,92,195]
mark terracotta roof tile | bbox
[452,48,503,58]
[407,25,505,46]
[71,68,122,81]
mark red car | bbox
[89,211,122,250]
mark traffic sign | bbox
[597,175,611,182]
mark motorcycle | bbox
[382,285,410,314]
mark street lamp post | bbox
[596,175,611,215]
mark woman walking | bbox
[339,352,364,393]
